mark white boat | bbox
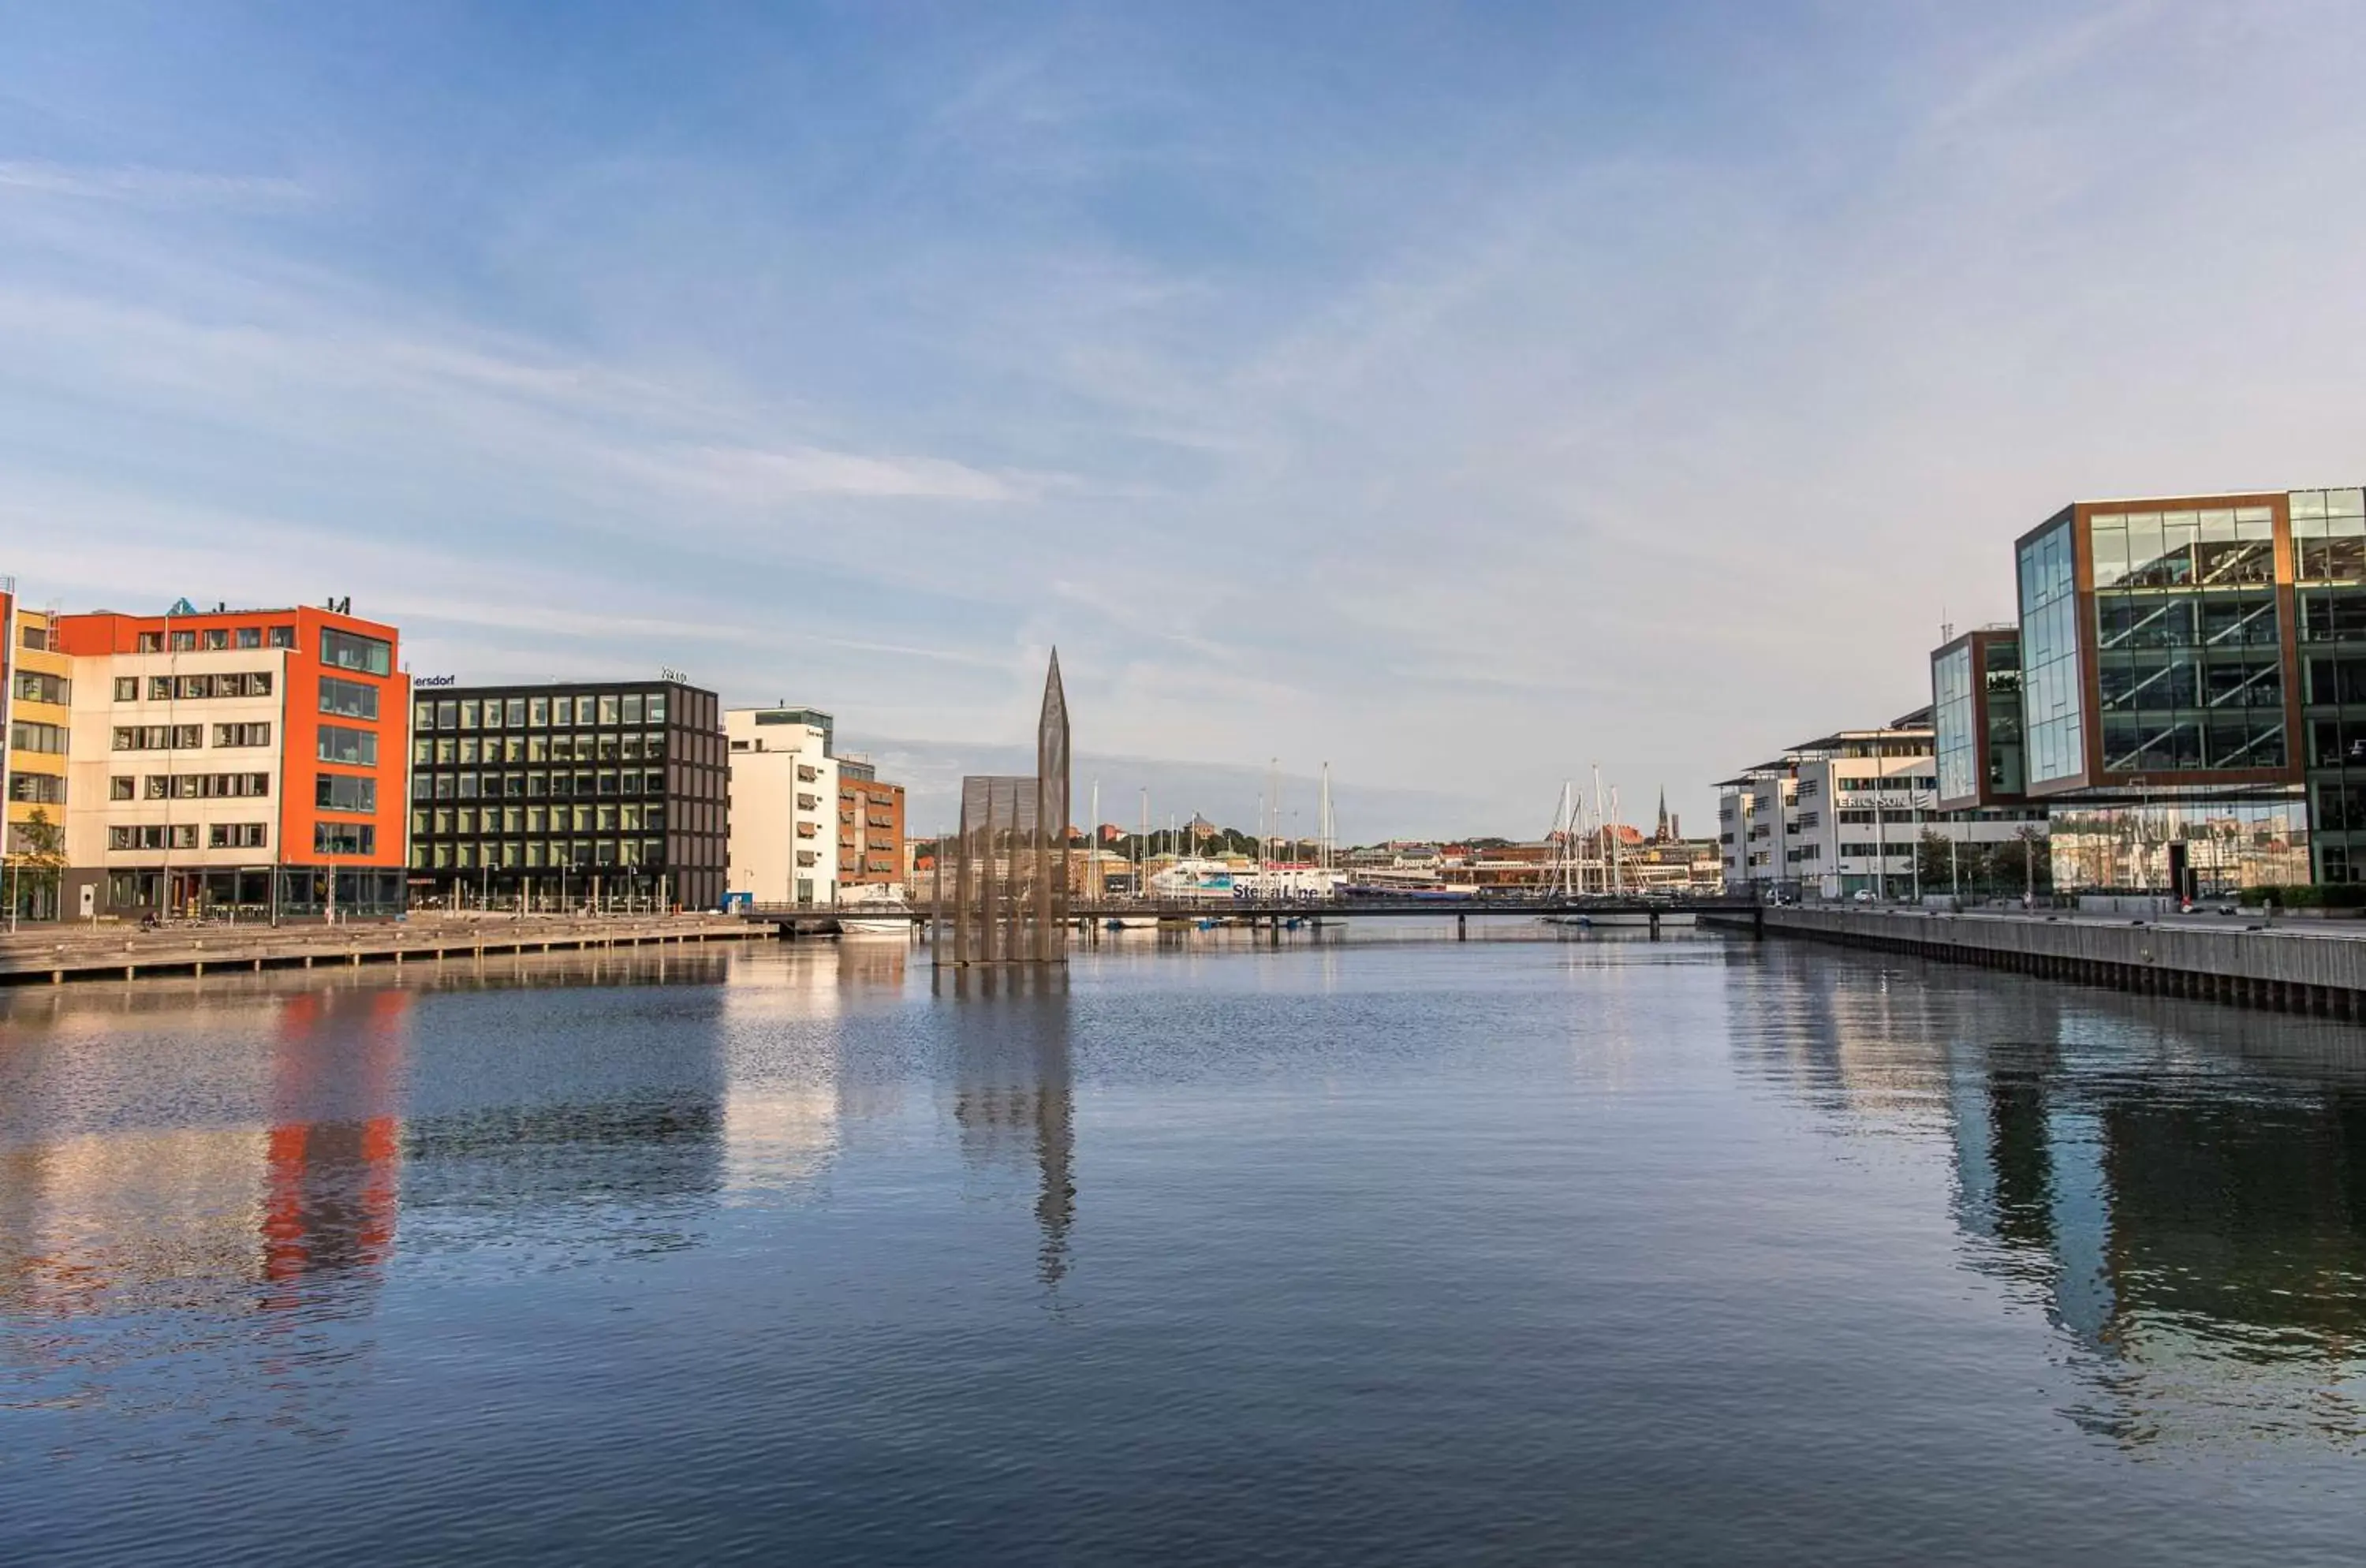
[835,887,915,936]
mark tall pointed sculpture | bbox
[934,651,1071,966]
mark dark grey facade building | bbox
[407,680,729,910]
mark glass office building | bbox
[1931,628,2025,812]
[2293,487,2366,880]
[1965,491,2332,891]
[407,680,729,910]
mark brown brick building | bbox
[837,757,906,887]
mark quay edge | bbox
[1705,905,2366,1020]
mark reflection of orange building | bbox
[261,988,409,1306]
[55,603,409,918]
[0,984,411,1321]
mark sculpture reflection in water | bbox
[950,965,1076,1290]
[934,651,1069,968]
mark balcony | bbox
[796,822,818,838]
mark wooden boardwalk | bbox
[0,913,768,987]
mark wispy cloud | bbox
[2,2,2362,831]
[0,159,313,209]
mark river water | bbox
[4,928,2365,1564]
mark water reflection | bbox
[0,986,412,1323]
[1748,948,2366,1450]
[947,969,1076,1290]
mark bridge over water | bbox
[741,894,1761,941]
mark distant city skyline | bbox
[6,3,2365,831]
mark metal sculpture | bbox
[934,651,1070,965]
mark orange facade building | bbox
[55,603,409,917]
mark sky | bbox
[6,2,2366,839]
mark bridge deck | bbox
[742,898,1752,924]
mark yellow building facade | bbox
[5,598,75,920]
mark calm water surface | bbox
[5,929,2366,1564]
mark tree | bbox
[1987,827,2052,899]
[1916,829,1953,891]
[7,805,67,920]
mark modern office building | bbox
[1930,490,2349,892]
[726,707,838,907]
[1930,626,2025,814]
[406,680,729,911]
[836,754,906,890]
[55,603,411,917]
[3,592,74,920]
[1719,709,2046,899]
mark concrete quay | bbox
[1728,905,2366,1018]
[0,912,768,987]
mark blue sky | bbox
[6,2,2365,837]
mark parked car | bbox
[1850,889,1876,904]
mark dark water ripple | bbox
[5,932,2366,1564]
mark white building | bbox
[1719,707,2047,899]
[726,707,838,907]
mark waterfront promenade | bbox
[0,911,766,986]
[1742,904,2366,1017]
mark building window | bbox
[9,721,66,754]
[214,723,272,748]
[598,694,621,725]
[114,676,138,701]
[144,772,271,800]
[237,626,263,649]
[13,671,69,704]
[316,773,378,814]
[315,823,376,856]
[201,627,227,651]
[109,823,200,851]
[136,631,163,653]
[318,724,379,767]
[320,627,392,676]
[459,700,480,729]
[110,775,135,801]
[6,772,65,805]
[320,676,380,720]
[207,823,268,849]
[170,629,196,651]
[505,698,527,727]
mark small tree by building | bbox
[6,805,67,921]
[1916,829,1954,893]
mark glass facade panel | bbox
[320,628,393,676]
[1933,646,1977,804]
[319,676,381,719]
[315,772,378,814]
[317,724,379,766]
[2021,519,2084,785]
[2046,796,2307,894]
